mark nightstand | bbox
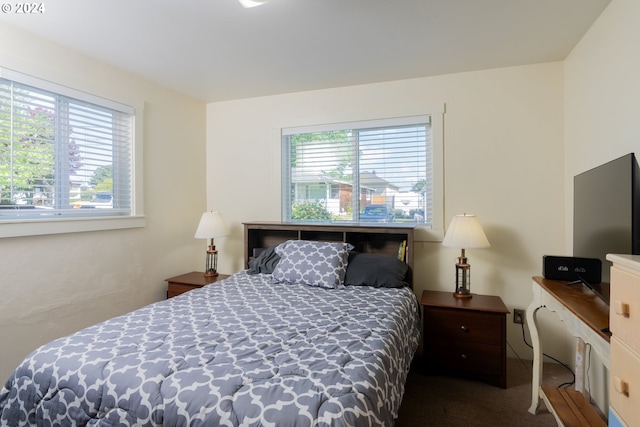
[165,271,230,298]
[421,290,509,388]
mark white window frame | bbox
[279,109,444,241]
[0,68,144,238]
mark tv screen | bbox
[573,153,640,284]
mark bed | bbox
[0,230,420,426]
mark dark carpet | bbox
[395,358,573,426]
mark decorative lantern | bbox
[442,214,490,299]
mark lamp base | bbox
[453,291,473,299]
[204,270,219,278]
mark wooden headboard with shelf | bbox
[243,221,415,286]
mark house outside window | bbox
[0,68,142,237]
[282,116,434,227]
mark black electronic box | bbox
[542,255,602,284]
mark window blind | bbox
[0,71,133,220]
[282,116,433,227]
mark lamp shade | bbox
[442,214,490,249]
[194,211,230,239]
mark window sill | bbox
[0,215,146,238]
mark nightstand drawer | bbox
[167,283,202,298]
[420,290,508,388]
[424,307,503,346]
[425,341,503,375]
[165,272,229,299]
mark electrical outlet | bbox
[513,308,525,325]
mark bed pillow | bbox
[247,245,281,274]
[272,240,353,289]
[345,252,409,288]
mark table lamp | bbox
[194,211,230,277]
[442,213,490,298]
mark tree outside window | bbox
[0,74,131,218]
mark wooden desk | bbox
[526,276,610,414]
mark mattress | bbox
[0,271,420,426]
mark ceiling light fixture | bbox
[238,0,269,8]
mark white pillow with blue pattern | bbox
[272,240,354,289]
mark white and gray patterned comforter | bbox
[0,271,420,426]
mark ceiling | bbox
[0,0,611,103]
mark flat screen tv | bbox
[573,153,640,286]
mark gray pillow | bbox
[272,240,353,289]
[345,252,409,288]
[247,245,281,274]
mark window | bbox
[0,68,141,236]
[282,116,436,228]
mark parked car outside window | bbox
[360,204,395,222]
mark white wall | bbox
[207,62,574,365]
[564,0,640,414]
[0,23,207,381]
[565,0,640,215]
